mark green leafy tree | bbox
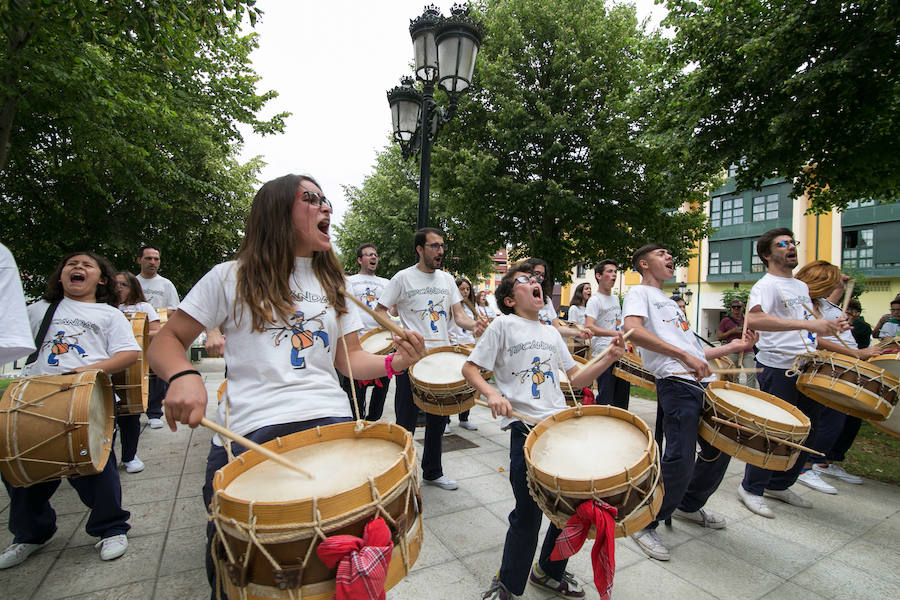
[721,286,751,312]
[432,0,712,283]
[661,0,899,211]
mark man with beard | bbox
[736,228,849,518]
[377,228,486,490]
[584,259,630,409]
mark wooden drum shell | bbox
[112,313,149,416]
[409,345,477,416]
[613,352,656,392]
[795,351,899,420]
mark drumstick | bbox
[474,397,533,423]
[708,416,824,456]
[840,280,855,314]
[580,330,634,371]
[737,309,751,367]
[341,291,409,341]
[673,368,763,375]
[200,418,314,479]
[803,302,853,352]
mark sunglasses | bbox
[774,239,799,248]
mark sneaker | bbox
[95,534,128,561]
[423,475,459,490]
[764,487,813,508]
[630,528,670,561]
[0,542,46,569]
[737,485,774,518]
[459,420,478,431]
[529,563,585,598]
[797,469,838,494]
[148,418,164,429]
[482,575,517,600]
[812,463,863,485]
[123,457,145,473]
[672,507,726,529]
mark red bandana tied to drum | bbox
[316,517,394,600]
[549,500,617,600]
[581,388,595,405]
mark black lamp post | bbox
[386,4,484,230]
[677,281,694,305]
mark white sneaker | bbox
[631,528,669,561]
[459,420,478,431]
[423,475,459,490]
[95,534,128,561]
[443,422,451,435]
[123,457,145,473]
[812,463,862,485]
[764,487,813,508]
[148,418,164,429]
[737,485,774,518]
[0,542,46,569]
[672,507,726,529]
[797,470,837,494]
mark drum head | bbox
[870,354,900,379]
[409,348,469,386]
[707,386,805,427]
[359,328,394,355]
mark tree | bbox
[431,0,712,283]
[721,286,751,312]
[335,142,496,280]
[661,0,899,211]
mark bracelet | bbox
[384,352,405,379]
[168,369,202,383]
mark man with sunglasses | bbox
[736,228,850,519]
[717,298,757,388]
[377,228,486,491]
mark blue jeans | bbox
[497,422,566,596]
[146,373,167,420]
[595,363,631,410]
[394,372,444,481]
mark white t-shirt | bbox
[538,298,557,325]
[623,284,711,382]
[567,305,586,326]
[468,314,575,428]
[379,266,461,349]
[0,244,35,364]
[118,302,160,323]
[818,299,857,349]
[585,292,622,354]
[880,321,900,338]
[749,274,817,369]
[449,303,476,345]
[178,258,363,443]
[23,298,140,376]
[346,273,390,333]
[136,274,180,310]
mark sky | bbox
[236,1,667,232]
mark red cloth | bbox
[549,500,617,600]
[581,388,595,405]
[356,379,385,387]
[316,517,394,600]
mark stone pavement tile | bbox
[760,581,829,600]
[122,474,180,505]
[0,548,60,598]
[388,558,491,600]
[409,522,454,572]
[859,510,900,551]
[153,567,209,600]
[699,519,823,579]
[69,499,174,547]
[462,471,517,505]
[650,518,711,550]
[702,479,759,524]
[742,506,855,553]
[116,453,186,481]
[159,524,207,575]
[657,537,785,600]
[608,558,718,600]
[457,546,558,599]
[427,506,509,556]
[790,556,899,600]
[419,481,480,518]
[170,496,208,531]
[829,537,900,585]
[777,484,898,535]
[0,509,85,554]
[177,475,205,499]
[442,451,497,480]
[62,580,155,599]
[481,430,512,450]
[471,447,511,472]
[484,497,516,524]
[32,533,164,599]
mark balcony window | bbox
[711,197,744,228]
[752,194,779,222]
[842,228,874,268]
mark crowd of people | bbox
[0,174,897,600]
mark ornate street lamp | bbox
[677,281,694,305]
[387,4,484,230]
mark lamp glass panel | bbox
[391,99,420,142]
[413,31,438,82]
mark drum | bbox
[560,355,592,406]
[613,352,656,392]
[217,379,227,405]
[712,355,737,384]
[699,381,811,471]
[112,313,149,416]
[869,353,900,379]
[359,327,394,356]
[210,421,423,600]
[156,307,168,325]
[566,337,590,360]
[0,371,115,487]
[524,405,662,538]
[794,351,900,420]
[408,345,477,416]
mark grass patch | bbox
[629,385,657,401]
[0,378,10,395]
[843,422,900,485]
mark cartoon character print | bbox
[45,330,88,366]
[362,287,377,309]
[539,314,553,326]
[413,300,448,333]
[268,310,329,369]
[800,307,817,344]
[663,309,690,332]
[514,356,555,399]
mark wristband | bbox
[384,352,404,378]
[168,369,202,384]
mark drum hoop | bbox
[704,381,810,433]
[408,345,471,390]
[358,327,394,355]
[800,351,900,385]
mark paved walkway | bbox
[2,359,897,599]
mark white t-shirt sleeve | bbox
[378,275,401,310]
[0,245,36,363]
[106,309,142,355]
[178,264,232,330]
[622,287,649,320]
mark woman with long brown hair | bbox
[447,276,479,431]
[147,174,425,592]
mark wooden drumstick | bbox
[341,291,409,341]
[737,307,751,367]
[803,302,853,352]
[474,397,533,423]
[708,416,824,456]
[200,418,314,479]
[581,329,633,371]
[840,280,855,314]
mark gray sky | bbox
[237,1,666,232]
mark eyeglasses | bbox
[533,273,545,282]
[424,243,445,251]
[116,282,130,288]
[361,252,378,258]
[295,190,332,210]
[514,275,538,285]
[774,239,799,248]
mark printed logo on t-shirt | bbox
[412,299,448,333]
[663,309,690,332]
[361,287,378,308]
[539,314,553,326]
[800,307,817,344]
[514,356,556,399]
[268,310,330,369]
[45,330,88,366]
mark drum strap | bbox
[24,300,61,366]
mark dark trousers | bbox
[497,422,566,596]
[4,450,130,544]
[648,378,731,528]
[146,373,167,420]
[115,414,141,462]
[742,362,822,495]
[808,406,847,465]
[202,417,351,594]
[340,374,390,421]
[827,416,861,463]
[595,363,631,410]
[394,372,444,481]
